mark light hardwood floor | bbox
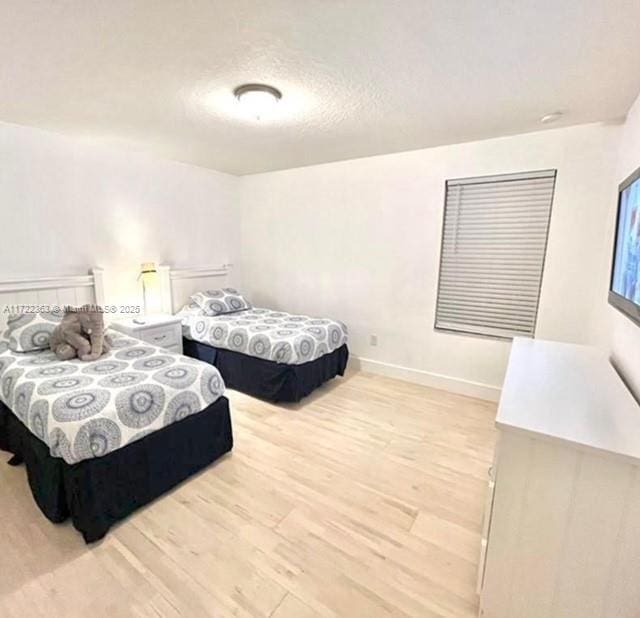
[0,370,497,618]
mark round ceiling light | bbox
[234,84,282,120]
[540,111,563,124]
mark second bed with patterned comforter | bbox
[182,307,348,365]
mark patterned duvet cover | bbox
[0,331,225,464]
[182,308,348,365]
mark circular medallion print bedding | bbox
[0,331,226,464]
[183,307,348,365]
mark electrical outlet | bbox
[370,334,378,346]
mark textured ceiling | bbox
[1,0,640,175]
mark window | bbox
[435,170,556,339]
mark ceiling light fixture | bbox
[234,84,282,120]
[540,111,563,124]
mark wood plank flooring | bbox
[0,370,497,618]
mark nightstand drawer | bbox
[139,324,181,347]
[109,315,183,353]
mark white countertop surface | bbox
[497,338,640,464]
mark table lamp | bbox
[138,262,160,316]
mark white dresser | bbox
[109,314,183,355]
[479,338,640,618]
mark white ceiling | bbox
[1,0,640,175]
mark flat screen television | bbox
[610,165,640,326]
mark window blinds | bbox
[435,170,556,339]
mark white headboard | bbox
[0,268,105,331]
[158,264,233,314]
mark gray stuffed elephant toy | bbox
[49,305,112,361]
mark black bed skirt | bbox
[0,397,233,543]
[183,339,349,403]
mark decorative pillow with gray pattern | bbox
[191,288,252,316]
[182,307,348,365]
[0,331,225,464]
[5,310,64,352]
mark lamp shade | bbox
[139,262,160,315]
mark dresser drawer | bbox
[139,324,181,347]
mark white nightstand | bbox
[109,314,183,354]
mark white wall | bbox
[604,94,640,399]
[239,123,621,399]
[0,121,239,308]
[1,116,630,401]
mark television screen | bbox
[610,165,640,325]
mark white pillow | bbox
[191,288,252,316]
[6,311,63,352]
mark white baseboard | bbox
[351,355,501,402]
